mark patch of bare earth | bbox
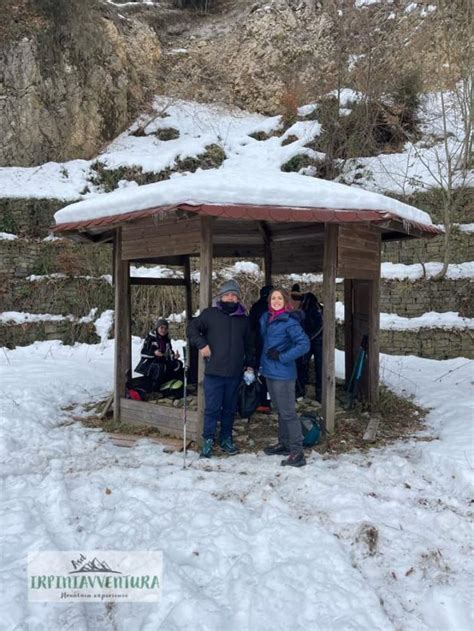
[72,381,428,457]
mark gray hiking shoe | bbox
[281,451,306,467]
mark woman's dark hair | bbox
[268,287,293,310]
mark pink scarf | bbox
[269,306,289,322]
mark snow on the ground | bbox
[0,232,18,240]
[0,340,472,630]
[340,90,473,195]
[458,224,474,234]
[1,90,469,218]
[0,160,91,201]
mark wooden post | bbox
[196,217,213,444]
[344,279,354,389]
[113,228,131,423]
[263,241,272,286]
[322,224,338,433]
[258,221,272,285]
[183,255,193,323]
[183,254,196,382]
[367,238,381,408]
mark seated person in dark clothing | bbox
[135,318,183,392]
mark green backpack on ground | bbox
[300,414,322,447]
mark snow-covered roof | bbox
[54,168,434,230]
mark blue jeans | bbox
[203,375,241,441]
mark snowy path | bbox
[0,341,473,631]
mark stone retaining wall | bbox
[0,320,100,349]
[336,324,473,359]
[382,227,473,264]
[0,198,68,238]
[0,237,111,278]
[306,277,473,318]
[3,277,114,318]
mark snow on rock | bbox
[0,309,98,326]
[335,302,474,330]
[381,261,474,281]
[457,223,474,234]
[0,311,74,324]
[94,309,114,343]
[130,265,182,279]
[0,232,18,240]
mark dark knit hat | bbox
[216,279,241,298]
[290,283,303,301]
[156,318,169,328]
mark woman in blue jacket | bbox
[259,287,310,467]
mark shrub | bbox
[389,70,423,137]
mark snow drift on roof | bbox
[54,168,433,226]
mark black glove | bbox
[267,347,280,360]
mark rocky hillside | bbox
[0,0,161,166]
[2,0,469,166]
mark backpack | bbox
[126,376,151,401]
[237,379,261,419]
[300,293,323,339]
[300,414,322,447]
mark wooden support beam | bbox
[183,255,196,382]
[322,224,338,433]
[113,228,131,424]
[130,277,187,286]
[367,236,381,408]
[196,217,213,445]
[183,256,193,322]
[344,279,354,390]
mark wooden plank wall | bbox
[121,215,201,260]
[120,399,198,440]
[337,224,381,279]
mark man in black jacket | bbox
[187,279,255,458]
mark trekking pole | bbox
[182,345,188,469]
[347,335,368,409]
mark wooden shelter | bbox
[53,181,441,443]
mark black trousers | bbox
[296,336,323,402]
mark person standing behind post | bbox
[291,284,324,403]
[249,284,273,412]
[187,279,255,458]
[260,288,310,467]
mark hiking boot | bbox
[264,443,290,456]
[220,437,239,456]
[281,452,306,467]
[200,438,214,458]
